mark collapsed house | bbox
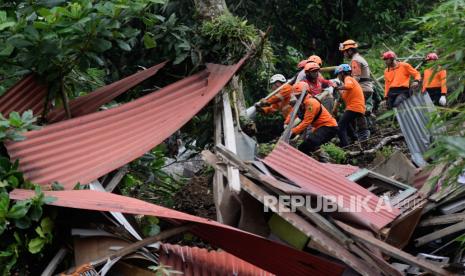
[1,59,464,275]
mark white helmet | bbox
[269,74,287,84]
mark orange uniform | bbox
[384,62,421,97]
[340,76,366,114]
[289,96,337,135]
[262,83,293,118]
[422,68,447,94]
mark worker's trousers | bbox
[298,126,338,154]
[424,88,442,105]
[387,87,410,109]
[338,110,365,147]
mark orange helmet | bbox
[304,62,320,72]
[339,39,358,51]
[297,59,309,69]
[293,81,309,95]
[307,55,322,66]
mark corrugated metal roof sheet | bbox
[160,243,274,275]
[46,62,167,123]
[395,93,436,167]
[9,189,344,276]
[6,61,244,189]
[0,74,47,116]
[322,163,360,177]
[263,142,400,231]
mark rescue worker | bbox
[286,82,338,154]
[383,51,421,109]
[302,62,336,96]
[256,74,293,119]
[332,64,367,147]
[297,55,323,82]
[339,39,372,140]
[339,40,374,113]
[422,53,447,106]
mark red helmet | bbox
[426,53,439,61]
[297,59,308,69]
[382,51,396,60]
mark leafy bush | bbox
[0,110,56,275]
[321,143,347,164]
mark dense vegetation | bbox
[0,0,463,274]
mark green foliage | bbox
[139,216,160,237]
[201,13,257,63]
[379,145,394,159]
[258,143,275,157]
[148,263,183,276]
[0,110,56,274]
[0,111,40,141]
[0,0,169,102]
[408,0,465,102]
[121,145,185,207]
[406,1,465,187]
[321,143,347,164]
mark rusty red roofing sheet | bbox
[10,189,344,276]
[6,61,245,189]
[263,142,400,231]
[322,163,359,177]
[160,243,274,276]
[0,74,47,116]
[46,62,167,123]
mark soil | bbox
[344,126,410,168]
[172,173,216,220]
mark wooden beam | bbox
[221,90,241,191]
[419,212,465,227]
[41,248,67,276]
[415,220,465,247]
[214,144,305,194]
[213,95,225,222]
[105,166,129,192]
[336,221,454,276]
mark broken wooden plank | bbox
[336,221,454,276]
[385,201,426,248]
[214,145,305,194]
[213,95,225,223]
[415,220,465,247]
[221,90,241,191]
[41,247,67,276]
[239,174,379,276]
[419,212,465,227]
[65,224,192,274]
[105,165,129,192]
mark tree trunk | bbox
[193,0,229,20]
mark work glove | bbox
[439,95,447,106]
[254,103,264,113]
[411,80,419,90]
[283,124,288,130]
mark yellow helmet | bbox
[339,39,358,51]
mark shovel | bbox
[232,89,257,160]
